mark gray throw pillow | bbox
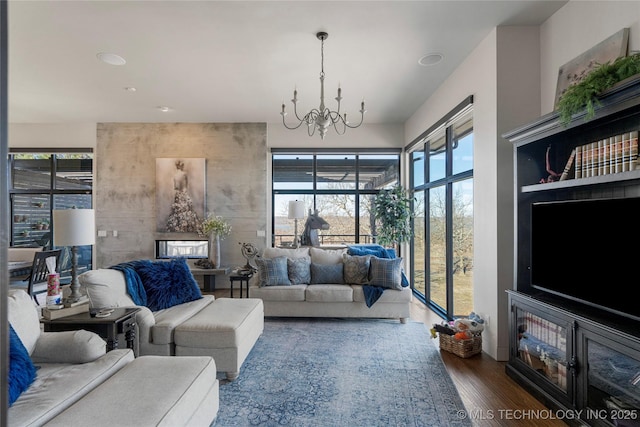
[287,256,311,285]
[369,257,403,290]
[310,263,344,284]
[342,253,371,285]
[256,257,291,287]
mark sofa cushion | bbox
[8,290,41,355]
[8,325,37,407]
[369,257,403,290]
[263,246,309,259]
[352,285,413,303]
[310,263,343,284]
[309,247,347,265]
[135,259,202,311]
[151,296,214,345]
[44,355,218,427]
[342,254,371,285]
[287,256,311,285]
[80,269,136,308]
[250,284,307,302]
[256,256,291,287]
[305,284,353,302]
[8,349,134,427]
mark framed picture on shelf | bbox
[554,27,629,109]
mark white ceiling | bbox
[8,0,567,125]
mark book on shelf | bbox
[560,148,576,181]
[572,129,640,179]
[575,145,582,179]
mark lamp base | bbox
[63,295,88,308]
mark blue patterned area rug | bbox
[215,318,471,426]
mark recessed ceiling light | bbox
[97,52,126,66]
[124,87,137,92]
[157,106,171,112]
[418,53,444,67]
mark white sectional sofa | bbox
[7,289,219,427]
[79,262,264,380]
[249,246,413,323]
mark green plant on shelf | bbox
[557,53,640,126]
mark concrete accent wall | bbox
[95,123,267,286]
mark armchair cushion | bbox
[31,330,106,364]
[8,324,37,406]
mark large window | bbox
[9,151,94,278]
[409,99,473,319]
[272,151,400,247]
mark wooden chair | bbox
[26,249,62,304]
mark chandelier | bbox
[280,32,366,140]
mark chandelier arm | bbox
[344,111,366,129]
[331,118,348,136]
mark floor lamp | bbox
[288,200,305,248]
[53,209,95,306]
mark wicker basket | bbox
[439,333,482,358]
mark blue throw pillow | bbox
[135,258,202,311]
[369,257,403,290]
[287,256,311,285]
[310,263,344,284]
[9,324,37,406]
[256,257,291,286]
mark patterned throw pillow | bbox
[342,254,371,285]
[310,263,344,284]
[288,256,311,285]
[369,257,403,290]
[256,257,292,287]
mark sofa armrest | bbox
[134,306,155,346]
[31,330,106,363]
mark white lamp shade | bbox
[53,209,96,246]
[288,200,305,219]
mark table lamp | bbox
[53,208,95,306]
[288,200,305,248]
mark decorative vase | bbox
[208,232,221,268]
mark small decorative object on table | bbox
[239,242,259,272]
[430,312,484,358]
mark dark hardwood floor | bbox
[214,289,568,427]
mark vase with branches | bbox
[200,214,231,268]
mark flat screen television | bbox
[530,197,640,321]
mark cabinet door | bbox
[511,300,574,406]
[578,330,640,427]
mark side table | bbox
[189,266,230,292]
[41,307,140,353]
[230,273,253,298]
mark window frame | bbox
[271,148,401,248]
